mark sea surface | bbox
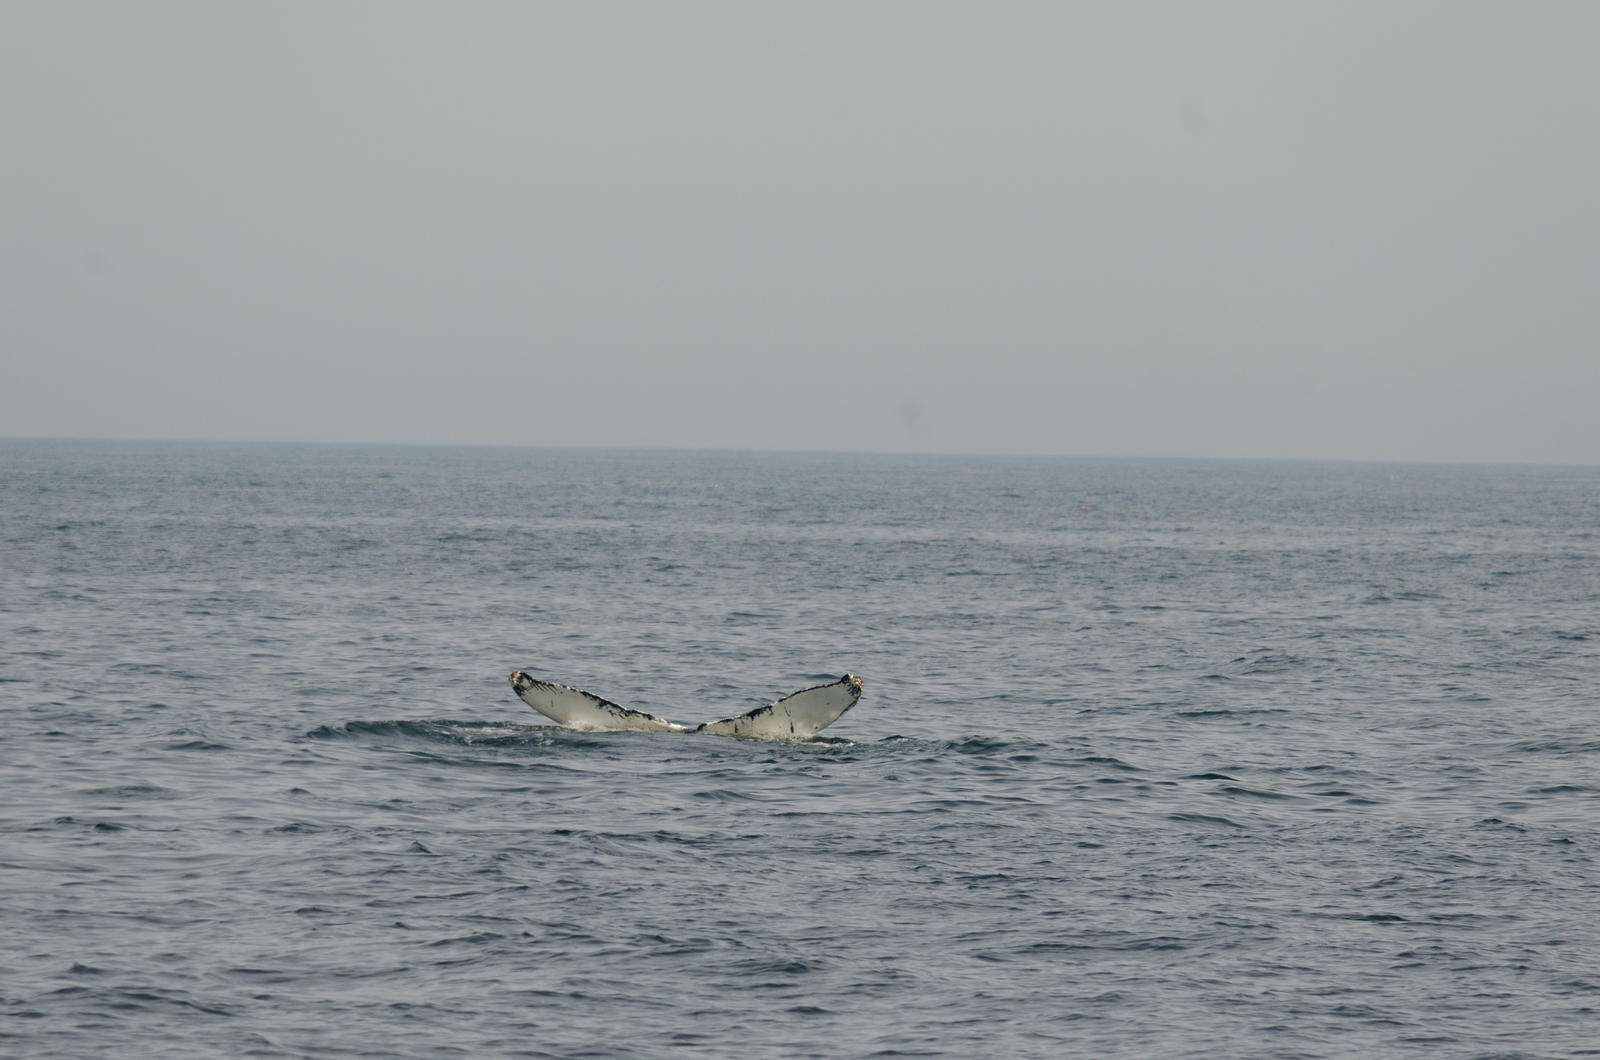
[2,439,1598,1059]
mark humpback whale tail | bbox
[507,671,864,740]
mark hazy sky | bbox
[4,2,1597,462]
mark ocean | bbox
[2,439,1598,1058]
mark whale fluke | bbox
[508,672,688,732]
[694,674,863,739]
[507,671,863,740]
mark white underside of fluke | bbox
[507,672,863,740]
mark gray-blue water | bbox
[3,439,1599,1058]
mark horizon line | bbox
[3,433,1596,470]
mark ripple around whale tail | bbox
[507,671,863,739]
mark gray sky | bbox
[4,2,1597,462]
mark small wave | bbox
[37,985,237,1018]
[1079,754,1141,772]
[426,932,507,947]
[79,784,181,800]
[690,788,760,802]
[1176,708,1290,718]
[1236,651,1307,674]
[306,719,561,747]
[722,956,824,977]
[1167,812,1245,829]
[950,736,1017,755]
[1509,739,1600,755]
[1021,936,1187,954]
[1219,785,1299,801]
